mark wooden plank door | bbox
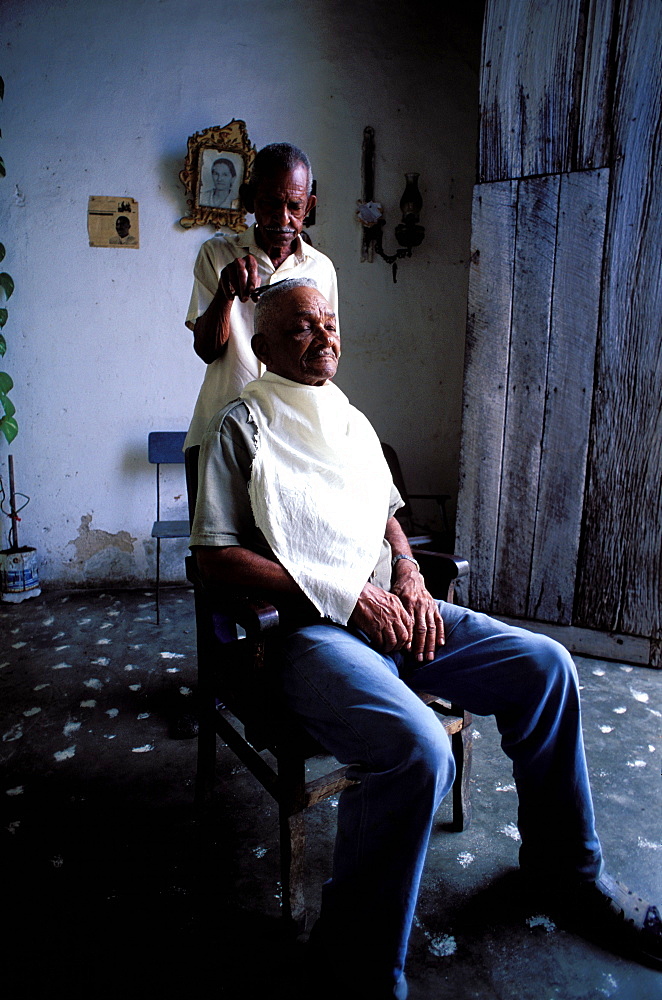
[455,0,662,653]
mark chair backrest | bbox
[185,445,200,529]
[148,431,188,465]
[381,442,415,536]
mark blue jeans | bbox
[277,602,602,991]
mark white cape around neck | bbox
[240,372,393,624]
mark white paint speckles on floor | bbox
[638,838,662,850]
[526,914,556,932]
[413,916,458,958]
[457,852,475,868]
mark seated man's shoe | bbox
[541,872,662,969]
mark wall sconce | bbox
[357,126,425,283]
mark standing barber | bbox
[184,142,338,449]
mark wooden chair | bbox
[148,431,189,623]
[185,444,472,933]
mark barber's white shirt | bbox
[184,224,339,449]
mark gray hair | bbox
[249,142,313,196]
[253,278,319,339]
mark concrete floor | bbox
[1,586,661,1000]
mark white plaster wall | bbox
[0,0,482,585]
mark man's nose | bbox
[313,325,336,345]
[272,201,289,225]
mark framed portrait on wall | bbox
[179,119,256,231]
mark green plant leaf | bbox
[0,415,18,444]
[0,334,5,356]
[0,371,13,393]
[0,244,5,263]
[0,308,6,327]
[0,392,15,418]
[0,273,14,300]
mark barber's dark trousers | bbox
[278,603,602,993]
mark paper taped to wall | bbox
[88,196,140,248]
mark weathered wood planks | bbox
[457,171,608,621]
[530,168,608,623]
[459,0,661,644]
[575,0,662,638]
[455,180,516,610]
[479,0,615,181]
[492,175,559,617]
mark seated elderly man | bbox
[190,278,661,999]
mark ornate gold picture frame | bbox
[179,119,256,231]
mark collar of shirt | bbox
[234,223,309,269]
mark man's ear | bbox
[240,182,255,213]
[252,333,269,365]
[305,192,317,217]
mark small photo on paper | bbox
[88,196,140,248]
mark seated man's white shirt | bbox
[184,225,339,450]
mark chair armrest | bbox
[230,596,280,634]
[413,550,469,603]
[185,554,280,635]
[414,551,469,579]
[407,493,451,503]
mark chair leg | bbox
[449,722,473,832]
[194,706,217,807]
[155,536,161,625]
[277,752,308,935]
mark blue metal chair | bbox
[148,431,189,623]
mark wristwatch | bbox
[391,553,420,572]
